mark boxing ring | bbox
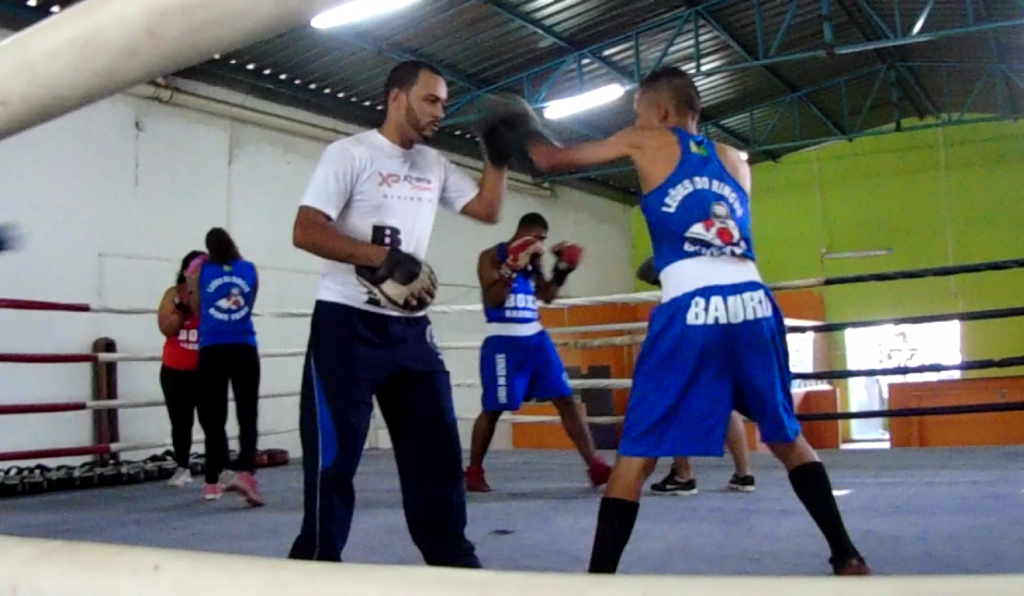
[1,0,1023,590]
[2,256,1024,590]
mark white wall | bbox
[0,79,634,467]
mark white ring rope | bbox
[60,388,625,424]
[452,379,632,389]
[30,295,663,429]
[82,288,663,319]
[94,334,643,364]
[484,414,624,424]
[96,349,307,363]
[84,391,299,411]
[111,427,297,455]
[0,534,1019,595]
[547,321,650,334]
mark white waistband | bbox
[660,256,763,302]
[486,321,543,337]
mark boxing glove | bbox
[475,94,560,169]
[636,256,660,287]
[173,286,192,316]
[356,248,438,313]
[500,236,545,283]
[551,242,583,286]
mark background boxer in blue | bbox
[465,212,611,492]
[527,67,869,576]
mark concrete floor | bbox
[1,445,1022,576]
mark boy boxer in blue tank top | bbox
[527,67,869,576]
[465,212,611,492]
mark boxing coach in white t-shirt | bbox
[286,59,550,568]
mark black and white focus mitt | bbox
[356,248,438,313]
[475,94,560,169]
[636,256,660,287]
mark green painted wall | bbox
[632,119,1024,380]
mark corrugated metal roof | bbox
[1,0,1022,199]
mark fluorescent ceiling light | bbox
[311,0,420,29]
[911,0,934,35]
[543,84,626,120]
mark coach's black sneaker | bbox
[650,472,697,495]
[727,473,756,493]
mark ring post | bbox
[91,337,120,466]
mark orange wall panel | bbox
[796,388,842,449]
[511,403,576,449]
[889,376,1024,448]
[773,289,826,322]
[747,387,840,451]
[539,308,568,329]
[512,303,646,449]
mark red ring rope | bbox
[0,403,88,415]
[0,298,91,312]
[0,353,96,363]
[0,444,112,463]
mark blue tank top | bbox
[639,128,754,275]
[197,258,258,348]
[484,243,539,324]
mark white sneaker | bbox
[167,467,192,487]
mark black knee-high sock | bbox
[588,497,640,573]
[789,461,861,564]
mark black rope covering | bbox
[823,258,1024,286]
[792,355,1024,381]
[784,306,1024,334]
[796,400,1024,422]
[771,257,1024,291]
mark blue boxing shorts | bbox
[479,329,573,411]
[618,280,802,458]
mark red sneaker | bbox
[464,465,491,493]
[202,482,223,501]
[226,472,264,507]
[587,457,612,487]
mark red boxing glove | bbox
[500,236,545,282]
[552,242,582,285]
[553,242,583,271]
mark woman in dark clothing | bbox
[156,250,206,487]
[187,228,263,506]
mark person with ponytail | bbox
[157,250,206,487]
[186,227,263,506]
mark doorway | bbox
[843,320,962,441]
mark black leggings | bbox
[159,366,201,469]
[197,343,261,484]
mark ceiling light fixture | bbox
[543,84,625,120]
[311,0,420,30]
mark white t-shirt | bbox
[300,129,480,316]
